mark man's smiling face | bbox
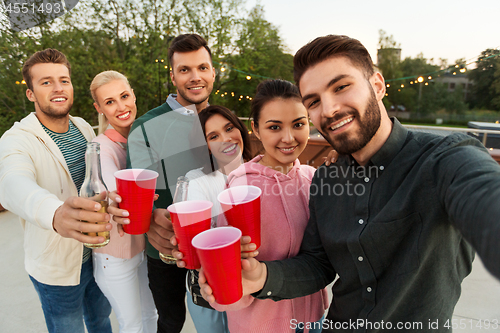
[170,47,215,107]
[300,56,381,155]
[26,63,74,120]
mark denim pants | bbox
[30,258,112,333]
[186,289,229,333]
[147,255,187,333]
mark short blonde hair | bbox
[90,70,131,134]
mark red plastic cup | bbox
[114,169,159,235]
[218,185,262,250]
[192,227,243,305]
[167,200,213,269]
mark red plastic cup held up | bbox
[218,185,262,250]
[192,227,243,304]
[167,200,212,269]
[114,169,158,235]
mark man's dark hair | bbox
[294,35,374,87]
[22,48,71,91]
[168,34,212,68]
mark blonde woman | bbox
[90,71,157,333]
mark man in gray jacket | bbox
[0,49,112,333]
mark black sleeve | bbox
[255,181,337,301]
[435,135,500,279]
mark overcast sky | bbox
[247,0,500,67]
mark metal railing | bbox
[93,121,500,148]
[403,125,500,147]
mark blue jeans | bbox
[296,315,324,333]
[186,289,229,333]
[30,258,112,333]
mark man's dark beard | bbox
[319,88,381,155]
[178,86,213,106]
[38,103,73,120]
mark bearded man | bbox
[200,35,500,333]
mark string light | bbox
[211,50,498,99]
[385,51,500,84]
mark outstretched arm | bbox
[436,139,500,278]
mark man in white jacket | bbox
[0,49,112,333]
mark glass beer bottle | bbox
[159,176,189,264]
[80,142,110,248]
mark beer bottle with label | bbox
[80,142,110,248]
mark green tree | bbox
[0,0,295,136]
[214,5,293,117]
[468,49,500,110]
[377,29,402,79]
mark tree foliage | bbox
[468,49,500,111]
[212,5,293,117]
[0,0,291,135]
[377,30,468,114]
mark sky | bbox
[246,0,500,67]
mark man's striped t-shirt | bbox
[42,120,87,192]
[42,119,91,263]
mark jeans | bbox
[93,251,157,333]
[296,315,324,333]
[186,289,229,333]
[147,255,187,333]
[30,258,112,333]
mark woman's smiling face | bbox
[205,113,244,167]
[252,98,309,173]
